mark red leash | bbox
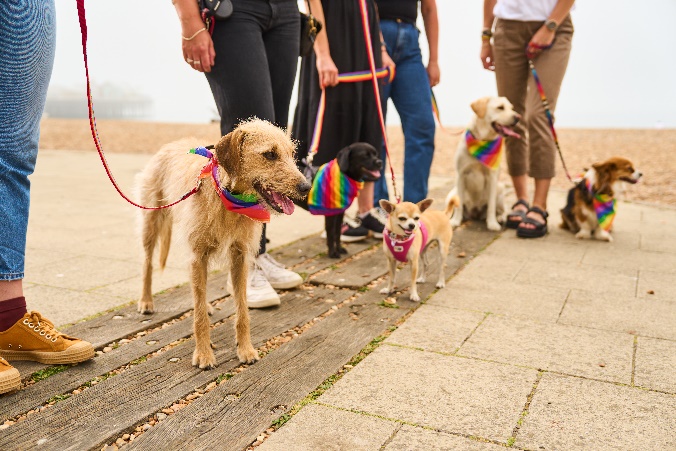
[76,0,200,210]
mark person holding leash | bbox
[1,0,95,395]
[173,0,304,307]
[373,0,440,207]
[481,0,575,238]
[293,0,396,242]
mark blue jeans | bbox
[0,0,56,280]
[374,20,435,206]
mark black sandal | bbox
[506,199,530,229]
[516,206,549,238]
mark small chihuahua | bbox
[379,196,459,301]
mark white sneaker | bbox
[227,264,280,309]
[256,253,303,289]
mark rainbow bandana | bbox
[189,147,271,223]
[585,178,616,232]
[308,159,364,216]
[465,130,504,170]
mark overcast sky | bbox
[50,1,675,128]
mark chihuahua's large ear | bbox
[336,144,352,173]
[379,199,395,214]
[215,128,246,177]
[592,161,616,194]
[471,97,491,119]
[417,198,434,213]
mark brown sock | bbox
[0,296,27,332]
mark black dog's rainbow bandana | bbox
[308,159,364,216]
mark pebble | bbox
[103,347,113,353]
[168,358,180,363]
[115,438,125,446]
[157,413,167,421]
[119,339,131,344]
[142,424,152,431]
[146,340,158,345]
[457,251,466,258]
[122,434,130,440]
[73,389,81,395]
[162,409,174,415]
[257,434,266,442]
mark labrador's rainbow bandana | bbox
[308,159,364,216]
[465,130,503,170]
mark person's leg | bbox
[0,1,93,385]
[493,19,535,224]
[389,23,435,204]
[520,16,573,231]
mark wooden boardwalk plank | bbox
[0,287,352,450]
[128,289,410,450]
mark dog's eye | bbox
[413,216,420,221]
[497,105,505,110]
[263,151,278,161]
[398,216,407,221]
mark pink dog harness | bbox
[383,222,429,263]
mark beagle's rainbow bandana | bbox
[308,159,364,216]
[189,147,271,223]
[465,130,503,170]
[585,178,615,231]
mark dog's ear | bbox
[336,145,352,173]
[215,128,246,177]
[417,198,434,213]
[379,199,395,214]
[592,161,616,194]
[471,97,491,119]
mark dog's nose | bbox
[637,172,643,178]
[297,180,312,196]
[375,159,383,170]
[407,224,415,230]
[513,113,522,125]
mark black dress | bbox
[292,0,384,167]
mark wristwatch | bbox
[545,19,559,32]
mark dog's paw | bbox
[379,287,392,295]
[436,280,446,289]
[487,220,502,232]
[416,276,426,284]
[237,346,260,364]
[137,299,154,314]
[192,348,217,370]
[207,303,215,316]
[575,230,591,240]
[450,217,462,228]
[339,246,348,254]
[328,249,341,259]
[409,292,421,302]
[596,230,613,242]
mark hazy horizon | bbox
[49,1,675,129]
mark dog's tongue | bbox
[502,126,521,139]
[272,192,295,215]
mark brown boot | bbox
[0,311,94,364]
[0,356,20,395]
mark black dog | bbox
[296,143,382,258]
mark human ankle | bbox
[0,297,27,332]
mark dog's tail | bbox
[444,195,460,217]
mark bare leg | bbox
[0,280,22,302]
[521,178,551,230]
[357,182,375,214]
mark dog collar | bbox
[584,178,615,231]
[308,159,364,216]
[465,130,503,170]
[190,147,271,223]
[383,222,428,263]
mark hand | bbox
[182,27,216,73]
[426,61,440,87]
[381,48,396,76]
[480,42,494,71]
[316,54,339,88]
[526,25,555,59]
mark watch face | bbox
[546,21,558,31]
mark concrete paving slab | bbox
[559,289,676,340]
[640,206,676,225]
[514,260,638,297]
[582,246,676,274]
[22,284,128,327]
[640,231,676,254]
[460,315,634,383]
[637,269,676,302]
[516,373,676,451]
[385,305,485,354]
[385,425,506,450]
[453,254,525,284]
[431,280,569,323]
[634,337,676,393]
[319,345,538,443]
[258,404,397,451]
[482,237,587,264]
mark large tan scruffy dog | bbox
[379,196,459,302]
[136,119,310,369]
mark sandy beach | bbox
[39,118,675,207]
